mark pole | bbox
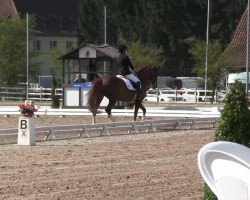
[246,0,249,95]
[26,13,29,100]
[104,6,107,73]
[104,5,107,45]
[205,0,210,103]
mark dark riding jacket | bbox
[117,53,134,75]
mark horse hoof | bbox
[108,115,115,122]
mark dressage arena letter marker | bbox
[20,120,28,130]
[18,117,36,146]
[21,130,27,137]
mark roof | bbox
[0,0,17,17]
[0,0,78,37]
[94,45,120,59]
[219,8,247,68]
[59,44,119,60]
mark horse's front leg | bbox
[92,114,96,124]
[139,103,146,121]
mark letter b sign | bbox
[20,120,28,129]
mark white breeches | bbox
[126,73,140,84]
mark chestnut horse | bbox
[85,66,159,124]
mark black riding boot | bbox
[135,81,142,100]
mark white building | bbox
[227,72,250,90]
[0,0,78,86]
[228,72,250,84]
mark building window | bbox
[66,41,74,50]
[50,41,58,50]
[33,40,41,51]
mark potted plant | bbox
[19,103,38,117]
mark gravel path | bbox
[0,115,215,199]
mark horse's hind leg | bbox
[134,103,140,121]
[105,99,117,122]
[139,103,146,121]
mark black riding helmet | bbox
[118,44,127,53]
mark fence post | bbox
[175,87,177,103]
[157,88,160,104]
[195,86,198,103]
[40,87,42,101]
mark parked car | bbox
[144,89,182,102]
[144,89,158,102]
[159,89,182,102]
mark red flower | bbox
[19,103,38,115]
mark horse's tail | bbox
[85,79,103,115]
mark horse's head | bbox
[137,66,159,90]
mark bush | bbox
[203,80,250,199]
[203,184,217,200]
[215,80,250,145]
[51,94,60,108]
[51,76,60,108]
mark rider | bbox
[117,44,142,100]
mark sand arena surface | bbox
[0,115,215,199]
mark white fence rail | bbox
[0,117,219,141]
[0,87,63,101]
[145,88,226,103]
[0,107,221,118]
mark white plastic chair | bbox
[198,141,250,200]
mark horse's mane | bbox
[137,66,158,76]
[137,66,151,74]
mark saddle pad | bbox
[116,75,135,90]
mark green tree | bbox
[209,0,247,44]
[78,0,104,44]
[0,16,38,86]
[127,41,164,70]
[49,48,64,78]
[187,37,225,102]
[78,0,247,77]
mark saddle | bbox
[116,75,136,90]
